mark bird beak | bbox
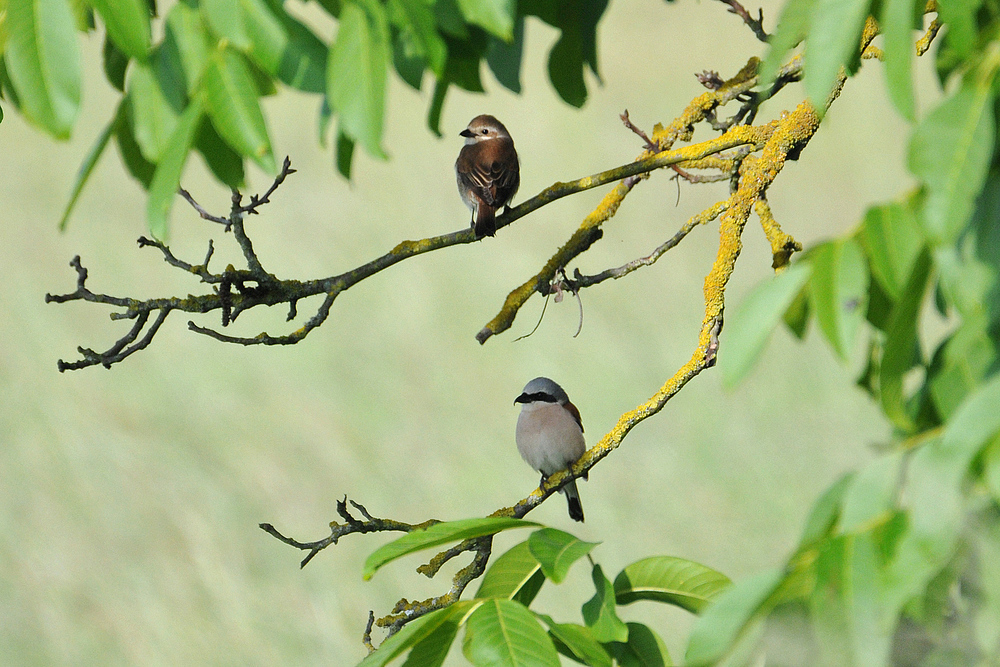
[460,128,475,138]
[514,393,529,405]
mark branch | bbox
[47,58,775,371]
[261,18,914,656]
[260,496,438,568]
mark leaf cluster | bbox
[361,518,731,666]
[708,2,1000,663]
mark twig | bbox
[571,201,730,290]
[620,109,657,151]
[362,612,376,654]
[716,0,768,42]
[260,496,437,568]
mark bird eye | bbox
[481,128,489,134]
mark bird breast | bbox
[515,403,586,476]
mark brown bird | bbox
[455,115,520,238]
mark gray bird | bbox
[514,377,587,522]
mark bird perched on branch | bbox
[514,377,587,522]
[455,115,520,238]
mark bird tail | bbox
[562,478,585,522]
[474,204,497,237]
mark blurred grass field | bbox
[0,0,927,663]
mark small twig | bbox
[572,287,584,338]
[260,497,436,569]
[716,0,768,42]
[138,236,217,281]
[755,198,802,270]
[513,290,551,342]
[916,17,941,56]
[571,201,729,290]
[696,71,725,90]
[188,291,337,345]
[234,156,296,217]
[671,165,731,184]
[363,612,376,654]
[620,109,657,151]
[178,188,229,226]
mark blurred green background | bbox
[1,0,929,663]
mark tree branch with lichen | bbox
[53,16,927,655]
[46,56,786,372]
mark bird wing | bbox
[458,143,519,206]
[563,401,584,433]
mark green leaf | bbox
[426,78,447,137]
[878,248,932,432]
[455,0,513,40]
[928,316,997,420]
[799,472,854,546]
[547,21,586,108]
[392,29,427,89]
[759,0,815,87]
[604,622,673,667]
[486,15,523,92]
[202,0,250,49]
[934,0,983,59]
[146,97,203,239]
[722,262,813,388]
[327,0,389,159]
[839,451,904,534]
[127,61,182,162]
[582,564,629,643]
[5,0,81,138]
[0,58,22,109]
[804,0,871,110]
[358,602,479,667]
[389,0,445,76]
[163,0,210,95]
[277,15,328,93]
[476,541,545,606]
[613,556,732,614]
[844,534,891,667]
[809,535,889,666]
[200,47,276,173]
[401,611,462,667]
[463,599,560,667]
[434,0,467,37]
[879,0,919,120]
[195,115,245,189]
[886,376,1000,614]
[335,125,355,179]
[59,115,115,230]
[527,528,598,584]
[809,238,869,362]
[89,0,151,61]
[536,615,613,667]
[983,435,1000,503]
[882,446,957,616]
[237,0,286,71]
[782,278,811,339]
[685,568,782,665]
[909,81,996,246]
[363,518,539,580]
[860,201,924,301]
[939,371,1000,467]
[102,34,129,91]
[114,96,156,187]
